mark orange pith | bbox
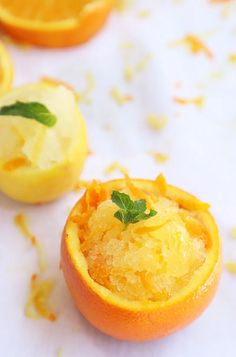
[61,177,221,341]
[0,40,13,96]
[0,0,114,48]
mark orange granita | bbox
[79,180,207,302]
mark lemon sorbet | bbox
[0,82,87,203]
[71,176,209,302]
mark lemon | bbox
[0,82,87,203]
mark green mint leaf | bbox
[111,191,134,210]
[0,101,57,127]
[111,190,157,227]
[133,199,146,212]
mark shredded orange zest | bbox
[124,53,153,81]
[14,214,45,273]
[25,274,57,321]
[172,34,213,59]
[148,151,169,163]
[174,96,205,107]
[3,157,28,171]
[225,262,236,274]
[110,87,133,105]
[230,228,236,238]
[104,161,128,176]
[155,174,167,196]
[228,54,236,63]
[147,115,168,130]
[79,71,95,104]
[41,76,79,100]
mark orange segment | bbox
[0,0,114,47]
[0,40,13,96]
[61,177,221,341]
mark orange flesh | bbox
[0,0,95,21]
[76,180,209,302]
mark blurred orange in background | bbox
[0,0,114,47]
[0,40,13,96]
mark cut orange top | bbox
[61,176,221,341]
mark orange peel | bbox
[61,177,221,341]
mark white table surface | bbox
[1,0,236,356]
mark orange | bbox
[61,176,221,341]
[0,0,114,48]
[0,40,13,96]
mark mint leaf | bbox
[111,191,157,227]
[0,101,57,127]
[111,191,134,210]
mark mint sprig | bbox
[111,191,157,227]
[0,101,57,127]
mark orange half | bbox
[61,177,221,341]
[0,40,13,96]
[0,0,114,48]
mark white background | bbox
[0,0,236,356]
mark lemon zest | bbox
[25,274,57,321]
[110,87,133,105]
[225,262,236,274]
[148,151,169,163]
[174,96,205,107]
[171,34,213,59]
[147,115,168,130]
[14,213,46,273]
[228,54,236,63]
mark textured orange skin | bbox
[0,1,114,48]
[61,179,221,341]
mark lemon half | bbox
[0,82,87,203]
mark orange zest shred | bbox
[110,87,133,105]
[147,115,168,130]
[148,151,169,163]
[14,214,46,273]
[230,228,236,238]
[174,96,205,107]
[172,34,213,59]
[3,157,28,171]
[25,274,57,321]
[40,76,79,100]
[155,174,167,196]
[228,54,236,63]
[225,262,236,274]
[104,161,128,176]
